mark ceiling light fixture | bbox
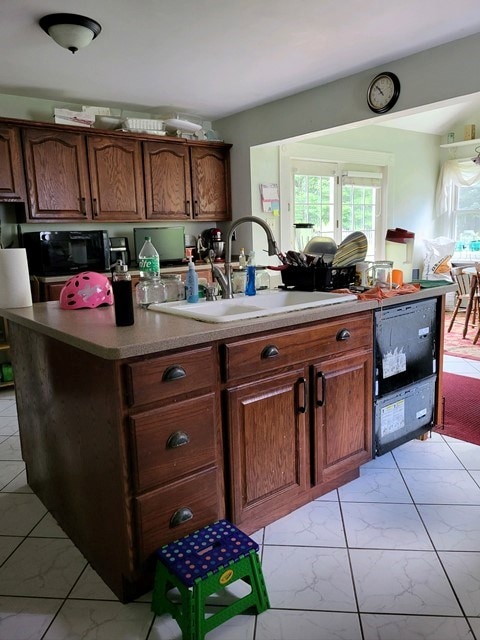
[39,13,102,54]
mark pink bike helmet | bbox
[59,272,113,309]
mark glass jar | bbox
[232,269,246,294]
[162,274,185,301]
[255,267,270,290]
[135,277,166,308]
[368,261,393,289]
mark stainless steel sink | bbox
[148,289,357,323]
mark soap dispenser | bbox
[245,251,256,296]
[185,255,199,303]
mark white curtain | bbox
[435,158,480,228]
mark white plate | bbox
[164,118,202,133]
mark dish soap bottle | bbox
[245,251,256,296]
[112,259,134,326]
[185,255,199,303]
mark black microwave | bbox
[21,230,110,276]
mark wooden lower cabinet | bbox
[312,350,372,486]
[223,312,373,532]
[226,369,310,531]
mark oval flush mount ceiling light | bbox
[39,13,102,54]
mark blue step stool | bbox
[151,519,270,640]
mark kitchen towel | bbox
[0,248,33,308]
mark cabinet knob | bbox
[261,344,279,359]
[336,328,351,341]
[92,197,98,216]
[170,507,193,527]
[162,365,187,381]
[166,430,190,448]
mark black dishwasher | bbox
[374,298,438,455]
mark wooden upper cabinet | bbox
[143,141,192,220]
[0,126,26,202]
[190,145,231,221]
[22,128,91,220]
[87,136,145,221]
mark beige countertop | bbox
[1,285,455,360]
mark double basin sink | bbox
[148,289,357,323]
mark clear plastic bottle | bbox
[112,260,134,326]
[136,236,164,308]
[138,236,160,278]
[238,248,247,269]
[245,251,256,296]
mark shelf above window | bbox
[440,138,480,149]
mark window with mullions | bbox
[293,164,381,260]
[453,184,480,259]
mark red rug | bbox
[444,312,480,361]
[434,373,480,444]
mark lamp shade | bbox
[39,13,102,53]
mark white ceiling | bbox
[2,0,480,132]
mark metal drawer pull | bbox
[298,376,308,414]
[336,328,351,341]
[261,344,279,359]
[166,431,190,448]
[316,371,326,407]
[162,365,187,381]
[170,507,193,527]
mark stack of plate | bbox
[332,232,368,267]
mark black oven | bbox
[21,230,110,276]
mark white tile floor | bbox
[1,354,480,639]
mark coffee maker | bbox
[109,237,130,268]
[197,228,225,262]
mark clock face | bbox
[367,72,400,113]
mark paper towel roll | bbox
[0,248,33,308]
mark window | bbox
[292,161,382,260]
[453,184,480,259]
[436,158,480,261]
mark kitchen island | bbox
[0,284,454,601]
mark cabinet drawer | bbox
[126,346,215,406]
[223,312,372,383]
[130,393,217,492]
[135,468,220,561]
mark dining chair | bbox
[473,263,480,345]
[448,266,480,334]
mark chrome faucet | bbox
[211,216,281,299]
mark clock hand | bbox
[375,85,385,96]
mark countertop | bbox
[1,285,455,360]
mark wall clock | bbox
[366,72,400,114]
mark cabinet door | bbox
[313,350,372,486]
[143,141,192,219]
[226,368,309,531]
[0,126,26,201]
[87,136,145,221]
[190,145,231,221]
[22,128,92,220]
